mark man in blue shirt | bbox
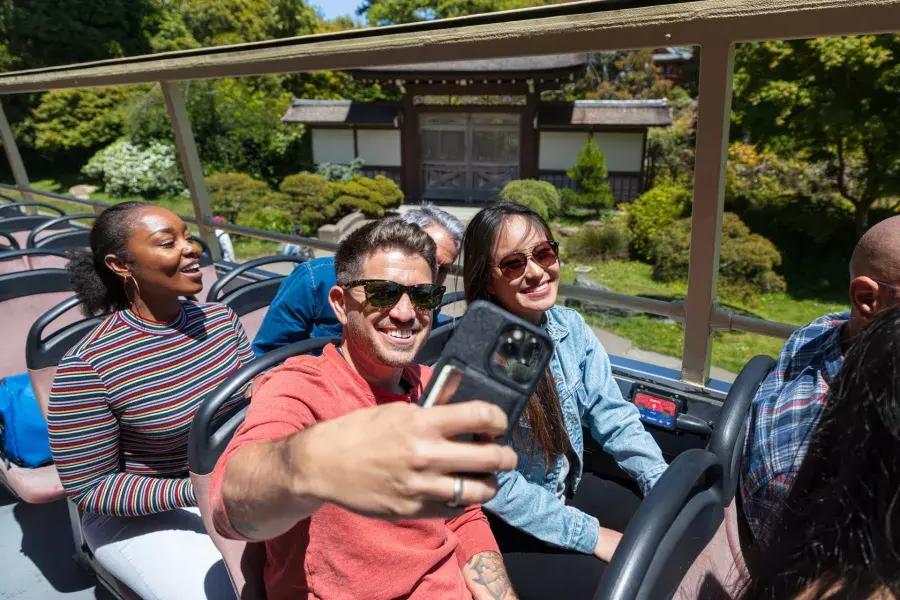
[741,215,900,538]
[252,206,463,355]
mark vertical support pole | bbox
[160,81,220,260]
[681,39,735,385]
[0,100,33,203]
[400,92,420,203]
[519,92,539,179]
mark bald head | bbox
[849,216,900,282]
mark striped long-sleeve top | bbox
[47,301,254,516]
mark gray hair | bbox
[401,205,464,250]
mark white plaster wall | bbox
[357,129,401,167]
[312,129,354,164]
[539,131,643,172]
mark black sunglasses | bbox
[342,279,446,310]
[493,240,560,280]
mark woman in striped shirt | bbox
[48,202,254,600]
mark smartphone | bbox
[419,300,554,442]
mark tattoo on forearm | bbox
[466,552,515,600]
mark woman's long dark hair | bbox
[741,306,900,599]
[67,201,149,316]
[463,203,568,465]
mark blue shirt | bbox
[484,306,668,554]
[740,311,848,537]
[252,257,343,355]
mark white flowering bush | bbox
[82,138,186,198]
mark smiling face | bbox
[486,215,560,324]
[332,248,434,377]
[108,206,203,301]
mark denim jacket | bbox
[251,257,343,355]
[484,306,668,554]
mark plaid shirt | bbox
[740,311,849,537]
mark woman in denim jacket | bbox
[462,203,668,598]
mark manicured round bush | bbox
[205,172,270,223]
[499,179,561,220]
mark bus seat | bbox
[593,449,724,600]
[205,255,310,340]
[705,355,775,505]
[0,215,68,249]
[26,295,105,417]
[0,269,74,379]
[0,460,64,504]
[0,248,70,276]
[673,499,748,600]
[189,337,337,600]
[26,213,93,251]
[0,201,65,220]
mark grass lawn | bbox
[6,177,273,261]
[560,259,846,373]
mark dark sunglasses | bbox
[494,240,560,280]
[342,279,446,310]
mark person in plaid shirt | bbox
[741,215,900,539]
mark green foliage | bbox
[125,79,303,181]
[206,172,269,222]
[498,179,561,221]
[236,202,294,234]
[0,0,154,69]
[725,142,821,212]
[31,86,146,155]
[733,35,900,236]
[585,50,683,101]
[645,102,696,186]
[316,158,364,182]
[359,0,563,26]
[279,172,403,231]
[329,175,404,220]
[648,213,786,299]
[560,139,614,216]
[625,184,692,261]
[564,220,630,261]
[81,139,185,198]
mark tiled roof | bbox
[282,100,399,125]
[538,99,672,127]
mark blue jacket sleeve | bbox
[579,319,668,495]
[484,467,601,554]
[251,263,318,355]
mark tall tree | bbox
[733,35,900,237]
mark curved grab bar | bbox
[26,212,94,248]
[206,254,309,303]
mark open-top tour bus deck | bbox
[0,0,898,598]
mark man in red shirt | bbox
[210,217,518,599]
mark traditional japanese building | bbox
[283,53,672,204]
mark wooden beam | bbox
[0,101,32,203]
[0,0,897,94]
[160,81,220,260]
[680,38,734,385]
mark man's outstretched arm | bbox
[215,401,517,541]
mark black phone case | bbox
[420,300,554,441]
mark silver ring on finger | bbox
[447,477,464,508]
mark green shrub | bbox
[236,204,294,234]
[648,212,786,299]
[206,172,269,223]
[564,220,630,261]
[625,184,692,261]
[82,139,186,198]
[498,179,561,220]
[561,138,615,215]
[316,158,364,182]
[279,172,403,231]
[329,175,404,218]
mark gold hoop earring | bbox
[121,274,141,310]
